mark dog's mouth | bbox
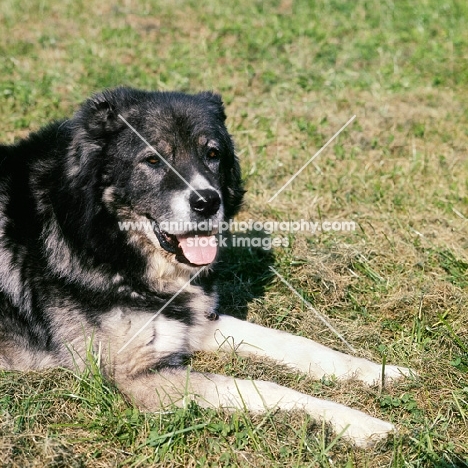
[153,223,218,266]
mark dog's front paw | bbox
[336,412,395,448]
[382,364,414,383]
[355,361,415,386]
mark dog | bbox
[0,87,411,448]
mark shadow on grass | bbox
[202,230,276,320]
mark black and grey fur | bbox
[0,88,411,448]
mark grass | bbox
[1,0,468,466]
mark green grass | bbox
[1,0,468,466]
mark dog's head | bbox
[68,87,244,271]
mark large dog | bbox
[0,87,411,448]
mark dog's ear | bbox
[82,90,124,137]
[220,132,245,219]
[223,154,245,219]
[74,90,128,139]
[197,91,227,122]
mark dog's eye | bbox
[207,148,219,159]
[146,155,160,166]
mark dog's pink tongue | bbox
[177,235,218,265]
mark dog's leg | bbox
[117,368,394,448]
[195,315,411,385]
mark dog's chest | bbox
[95,307,192,375]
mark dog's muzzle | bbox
[152,221,218,266]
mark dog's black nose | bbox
[189,189,221,218]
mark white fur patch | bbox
[169,193,191,225]
[190,174,216,191]
[197,315,412,385]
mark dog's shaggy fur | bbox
[0,88,410,447]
